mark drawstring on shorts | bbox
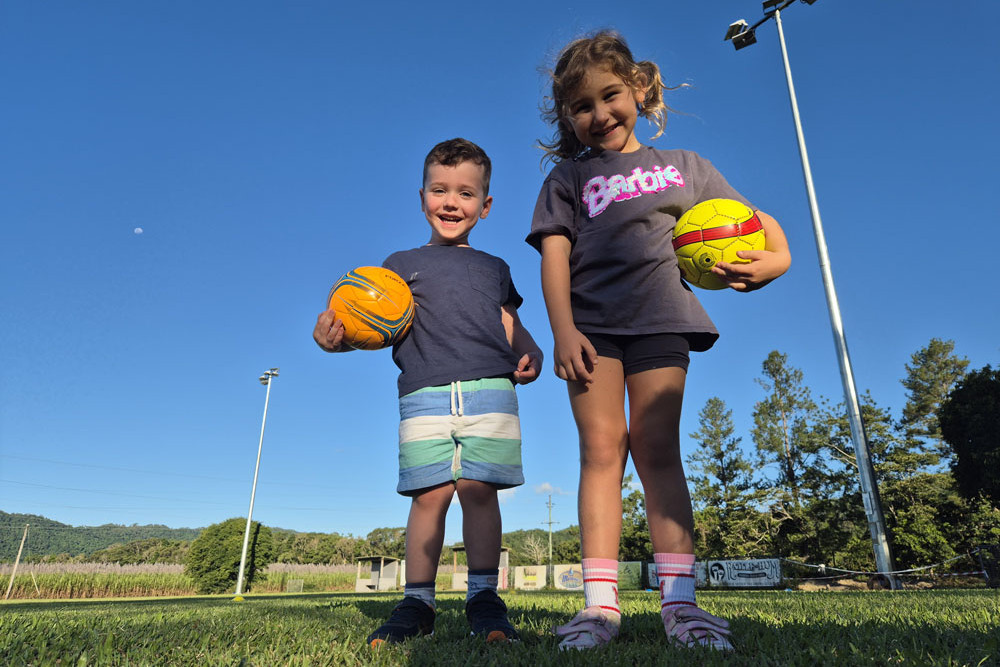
[449,380,464,417]
[449,381,464,476]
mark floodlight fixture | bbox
[762,0,781,15]
[732,29,758,50]
[801,0,819,5]
[724,19,750,41]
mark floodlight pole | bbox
[727,1,898,588]
[235,367,279,597]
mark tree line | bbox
[0,512,199,561]
[1,511,580,569]
[6,338,996,577]
[673,339,999,572]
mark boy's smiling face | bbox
[420,160,492,246]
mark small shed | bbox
[355,556,400,592]
[450,546,510,590]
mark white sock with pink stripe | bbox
[581,558,621,618]
[655,553,697,618]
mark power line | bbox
[0,454,335,490]
[0,479,233,504]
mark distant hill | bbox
[1,511,583,564]
[0,511,201,560]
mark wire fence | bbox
[779,546,996,589]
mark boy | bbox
[313,138,543,646]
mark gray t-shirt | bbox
[383,244,523,396]
[526,147,752,351]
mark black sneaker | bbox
[465,589,519,643]
[367,597,435,647]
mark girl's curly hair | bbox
[539,30,682,165]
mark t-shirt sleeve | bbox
[690,152,755,210]
[500,259,524,310]
[526,170,576,253]
[382,252,403,276]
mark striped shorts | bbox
[397,377,523,495]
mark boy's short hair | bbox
[423,138,492,195]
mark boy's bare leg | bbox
[367,482,452,647]
[456,478,518,642]
[404,482,455,582]
[456,478,501,569]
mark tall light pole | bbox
[234,367,279,598]
[725,0,898,588]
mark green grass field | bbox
[2,589,997,666]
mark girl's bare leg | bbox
[567,358,629,559]
[625,366,693,554]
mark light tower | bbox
[724,0,897,588]
[234,367,279,598]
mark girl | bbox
[526,31,790,651]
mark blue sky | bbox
[2,1,998,549]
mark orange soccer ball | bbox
[327,266,414,350]
[672,198,766,290]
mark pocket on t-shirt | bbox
[468,264,501,303]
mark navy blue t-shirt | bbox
[383,244,523,397]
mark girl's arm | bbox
[540,234,599,383]
[712,210,791,292]
[501,304,543,385]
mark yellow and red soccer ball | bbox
[327,266,414,350]
[672,198,766,290]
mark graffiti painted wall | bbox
[706,558,782,587]
[646,559,780,588]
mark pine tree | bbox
[620,474,652,561]
[900,338,969,467]
[751,351,831,561]
[687,397,769,557]
[752,351,821,507]
[940,365,1000,504]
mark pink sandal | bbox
[554,606,620,650]
[662,605,733,651]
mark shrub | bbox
[185,518,273,594]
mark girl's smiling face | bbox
[564,65,646,154]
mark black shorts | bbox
[583,332,691,376]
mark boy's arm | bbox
[540,234,598,383]
[501,304,543,385]
[712,210,791,292]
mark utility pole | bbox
[543,495,558,585]
[4,524,29,600]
